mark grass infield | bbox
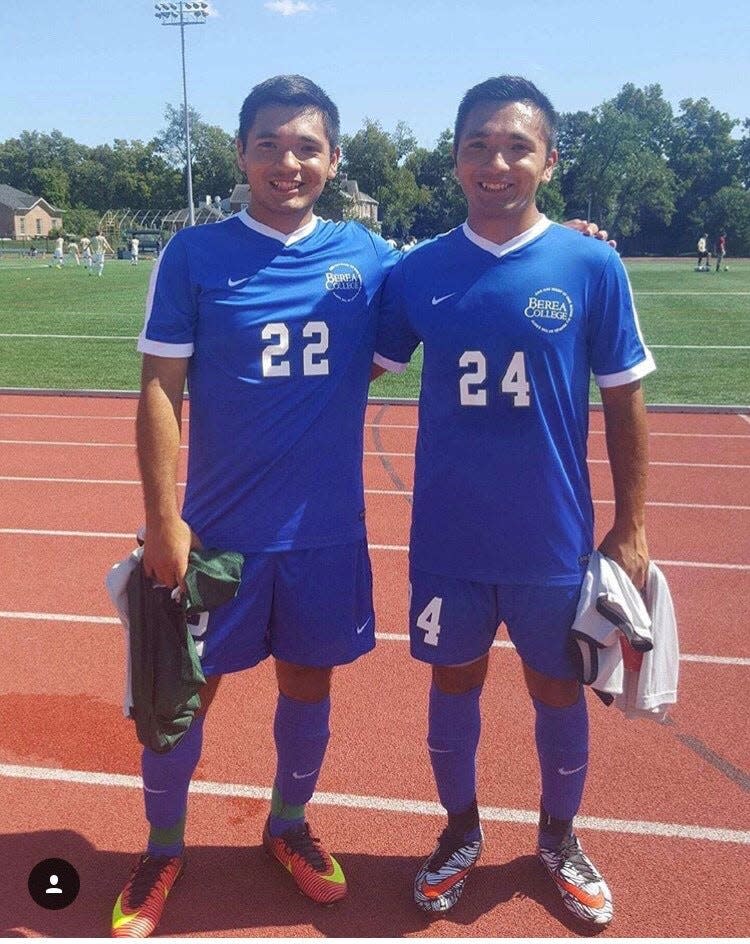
[0,255,748,406]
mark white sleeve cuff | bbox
[137,335,194,358]
[596,352,656,388]
[373,352,409,374]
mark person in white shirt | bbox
[93,231,114,277]
[130,236,140,266]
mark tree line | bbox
[1,83,748,254]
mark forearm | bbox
[135,357,185,528]
[602,381,649,529]
[598,380,650,585]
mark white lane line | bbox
[0,530,748,571]
[2,476,747,513]
[0,334,138,341]
[0,762,746,844]
[2,440,749,470]
[1,613,748,667]
[1,416,748,440]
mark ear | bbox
[542,148,558,184]
[235,137,247,175]
[327,145,341,180]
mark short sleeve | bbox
[588,253,656,388]
[373,260,420,373]
[138,234,197,358]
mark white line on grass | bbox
[1,612,747,668]
[1,439,749,470]
[0,761,746,844]
[634,291,750,296]
[648,344,750,350]
[0,334,138,341]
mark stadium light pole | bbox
[154,1,209,227]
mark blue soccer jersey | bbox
[374,218,656,585]
[140,212,398,552]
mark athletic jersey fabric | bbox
[139,212,398,552]
[374,218,655,584]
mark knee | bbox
[433,655,488,694]
[522,662,580,707]
[275,659,332,702]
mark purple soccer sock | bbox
[533,688,589,847]
[269,692,330,837]
[142,714,205,857]
[427,683,482,838]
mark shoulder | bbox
[544,222,622,272]
[397,227,463,270]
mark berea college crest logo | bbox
[325,262,363,302]
[524,287,574,333]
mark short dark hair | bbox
[238,74,340,150]
[454,75,559,154]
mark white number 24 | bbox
[459,350,530,407]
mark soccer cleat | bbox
[414,826,483,913]
[111,853,184,938]
[262,818,347,904]
[538,833,613,926]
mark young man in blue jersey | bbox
[113,75,400,937]
[373,76,655,926]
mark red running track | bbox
[0,394,748,938]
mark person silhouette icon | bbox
[46,874,63,894]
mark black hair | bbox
[238,74,340,151]
[454,75,559,154]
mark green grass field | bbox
[0,255,748,406]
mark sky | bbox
[2,0,748,150]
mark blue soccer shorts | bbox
[193,539,375,676]
[409,566,583,680]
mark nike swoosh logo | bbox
[553,875,606,910]
[228,276,250,287]
[431,292,456,306]
[356,617,372,635]
[420,867,471,898]
[558,763,587,776]
[143,786,169,794]
[427,747,453,754]
[292,768,319,780]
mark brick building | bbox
[0,184,63,240]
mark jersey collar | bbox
[462,215,552,258]
[238,210,319,246]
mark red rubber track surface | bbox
[0,395,748,938]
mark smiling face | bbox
[454,100,558,243]
[236,104,340,234]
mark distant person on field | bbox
[92,230,113,277]
[53,235,65,267]
[67,241,81,266]
[696,233,709,270]
[81,236,93,270]
[715,233,727,271]
[130,236,140,266]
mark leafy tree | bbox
[405,130,466,238]
[557,86,677,247]
[340,118,400,199]
[153,104,238,206]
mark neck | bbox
[466,206,542,246]
[247,202,313,235]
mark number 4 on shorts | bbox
[417,596,443,646]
